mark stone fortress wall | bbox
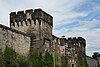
[10,9,53,52]
[9,8,86,57]
[52,35,86,67]
[0,8,100,67]
[86,56,98,67]
[0,24,30,56]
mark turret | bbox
[9,9,53,52]
[66,37,86,47]
[10,9,53,32]
[66,37,86,56]
[33,9,53,26]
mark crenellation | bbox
[0,8,91,67]
[10,9,53,32]
[10,12,16,26]
[25,9,33,14]
[34,9,53,26]
[67,37,85,43]
[17,11,25,21]
[17,11,24,15]
[32,13,35,19]
[78,37,85,42]
[66,37,86,57]
[10,10,32,28]
[25,9,33,20]
[10,12,16,19]
[67,37,72,42]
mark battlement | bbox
[66,37,86,47]
[34,9,53,26]
[67,37,85,43]
[0,24,30,37]
[10,9,53,27]
[60,38,67,46]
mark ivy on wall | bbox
[0,47,54,67]
[52,52,61,67]
[75,57,88,67]
[0,47,88,67]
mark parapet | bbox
[10,8,53,27]
[67,37,85,42]
[0,24,30,37]
[60,38,67,46]
[33,9,53,26]
[25,9,33,13]
[92,52,100,59]
[66,37,86,47]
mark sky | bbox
[0,0,100,56]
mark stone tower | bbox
[66,37,86,57]
[65,37,86,67]
[10,9,53,51]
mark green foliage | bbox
[0,46,31,67]
[0,49,5,67]
[4,46,19,67]
[29,50,44,67]
[17,55,30,67]
[52,52,61,67]
[44,52,54,67]
[29,50,54,67]
[63,57,68,67]
[76,57,88,67]
[4,46,16,59]
[0,47,64,67]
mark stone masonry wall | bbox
[0,24,30,56]
[10,9,53,52]
[86,56,98,67]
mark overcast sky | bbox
[0,0,100,56]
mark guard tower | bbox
[10,9,53,51]
[66,37,86,57]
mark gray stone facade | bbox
[0,24,30,56]
[10,9,53,52]
[92,52,100,67]
[86,56,98,67]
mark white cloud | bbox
[53,19,100,56]
[0,0,85,26]
[73,19,100,31]
[0,0,100,56]
[56,19,100,56]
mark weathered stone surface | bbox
[0,24,30,56]
[86,56,98,67]
[0,8,93,67]
[10,9,53,52]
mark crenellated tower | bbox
[10,9,53,51]
[66,37,86,57]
